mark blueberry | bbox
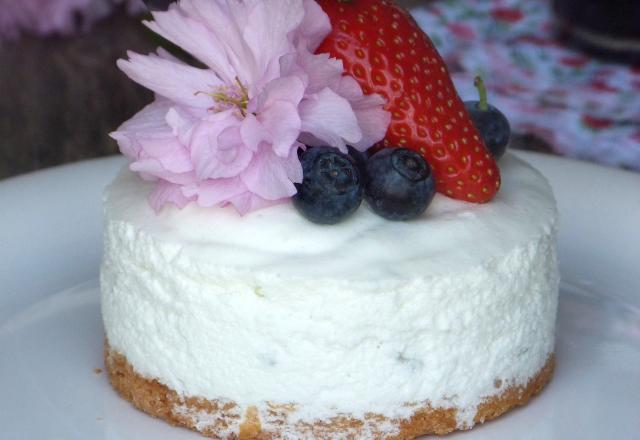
[364,148,436,221]
[464,76,510,159]
[293,147,363,224]
[347,146,369,181]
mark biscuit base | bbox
[104,341,554,439]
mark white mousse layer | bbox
[101,154,559,433]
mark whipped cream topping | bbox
[101,153,559,435]
[104,154,556,281]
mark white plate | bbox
[1,152,639,439]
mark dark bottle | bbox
[553,0,640,63]
[142,0,173,11]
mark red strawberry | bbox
[316,0,500,203]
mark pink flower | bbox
[111,0,389,214]
[0,0,144,40]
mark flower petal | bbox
[142,138,193,173]
[111,100,172,159]
[258,100,301,157]
[212,125,254,178]
[333,74,363,101]
[298,0,332,50]
[240,114,269,152]
[165,107,197,145]
[228,192,286,215]
[189,111,240,180]
[294,49,343,94]
[182,177,247,207]
[130,158,194,184]
[117,51,220,109]
[283,142,305,184]
[145,5,236,83]
[242,0,305,79]
[337,77,391,151]
[299,88,362,151]
[240,145,300,200]
[149,180,194,212]
[178,0,257,84]
[256,75,305,111]
[111,101,194,174]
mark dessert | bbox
[101,0,559,438]
[102,152,558,439]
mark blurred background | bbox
[1,0,639,179]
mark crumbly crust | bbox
[105,341,554,439]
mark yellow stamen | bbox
[196,77,249,116]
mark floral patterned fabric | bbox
[3,0,638,170]
[410,0,640,170]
